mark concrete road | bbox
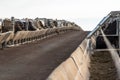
[0,31,88,80]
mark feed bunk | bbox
[0,17,81,49]
[47,11,120,80]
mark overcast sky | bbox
[0,0,120,30]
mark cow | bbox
[28,19,38,31]
[2,19,13,33]
[15,19,39,32]
[46,19,58,28]
[34,19,45,29]
[2,19,26,33]
[14,20,25,33]
[53,20,58,27]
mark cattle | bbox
[28,19,39,31]
[15,19,40,32]
[14,20,25,33]
[1,17,76,33]
[2,19,26,33]
[20,19,29,31]
[48,19,54,28]
[2,19,13,33]
[53,20,58,27]
[1,18,40,33]
[34,19,45,29]
[46,19,58,28]
[38,18,49,28]
[38,18,54,28]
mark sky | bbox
[0,0,120,30]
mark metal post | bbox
[118,18,120,55]
[116,19,119,36]
[25,18,29,31]
[0,19,2,33]
[10,17,15,46]
[11,17,15,32]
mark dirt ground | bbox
[90,51,117,80]
[0,31,88,80]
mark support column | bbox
[11,17,15,32]
[11,17,15,46]
[0,19,2,33]
[117,19,120,55]
[25,18,29,31]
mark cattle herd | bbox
[0,17,81,49]
[0,17,79,33]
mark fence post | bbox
[11,17,15,33]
